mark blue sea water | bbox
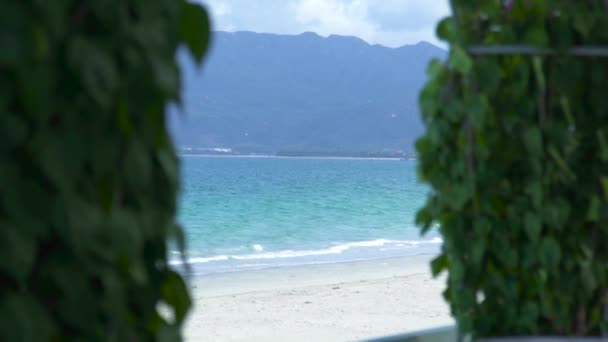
[175,156,440,275]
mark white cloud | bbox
[195,0,450,47]
[291,0,450,46]
[366,0,450,31]
[293,0,376,42]
[197,0,230,18]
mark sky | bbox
[195,0,451,47]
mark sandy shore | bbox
[183,255,453,342]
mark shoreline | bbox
[184,254,452,341]
[179,153,415,161]
[171,237,443,276]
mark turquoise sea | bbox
[175,156,440,275]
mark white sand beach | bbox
[184,255,453,341]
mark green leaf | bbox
[519,301,540,330]
[0,222,36,282]
[450,46,472,74]
[470,239,486,265]
[17,64,53,119]
[524,212,542,241]
[151,55,180,97]
[129,259,148,286]
[597,130,608,162]
[548,145,574,180]
[158,323,181,342]
[0,113,28,149]
[32,26,49,59]
[170,223,189,272]
[125,139,152,192]
[447,184,470,210]
[39,137,80,192]
[473,218,491,236]
[573,11,595,37]
[543,199,570,231]
[523,127,542,156]
[117,98,132,135]
[602,177,608,202]
[580,260,597,292]
[532,57,545,90]
[525,181,542,209]
[69,37,118,108]
[475,59,501,97]
[525,28,549,47]
[436,17,458,43]
[0,2,28,66]
[419,81,441,119]
[157,148,179,186]
[539,237,561,271]
[106,208,143,259]
[560,96,574,127]
[415,206,434,234]
[586,195,600,222]
[180,2,211,62]
[430,254,448,276]
[469,95,487,129]
[161,271,192,324]
[426,58,444,80]
[0,295,54,341]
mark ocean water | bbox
[175,156,440,275]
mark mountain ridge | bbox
[171,31,446,154]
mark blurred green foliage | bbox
[0,1,209,340]
[417,0,608,338]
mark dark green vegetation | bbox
[0,1,209,340]
[171,31,445,154]
[416,1,608,338]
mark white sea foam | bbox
[172,237,442,265]
[169,255,229,265]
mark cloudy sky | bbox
[195,0,451,47]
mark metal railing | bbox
[466,45,608,57]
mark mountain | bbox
[171,31,446,154]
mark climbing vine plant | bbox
[0,1,209,340]
[417,0,608,337]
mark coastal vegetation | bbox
[0,1,210,340]
[417,0,608,337]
